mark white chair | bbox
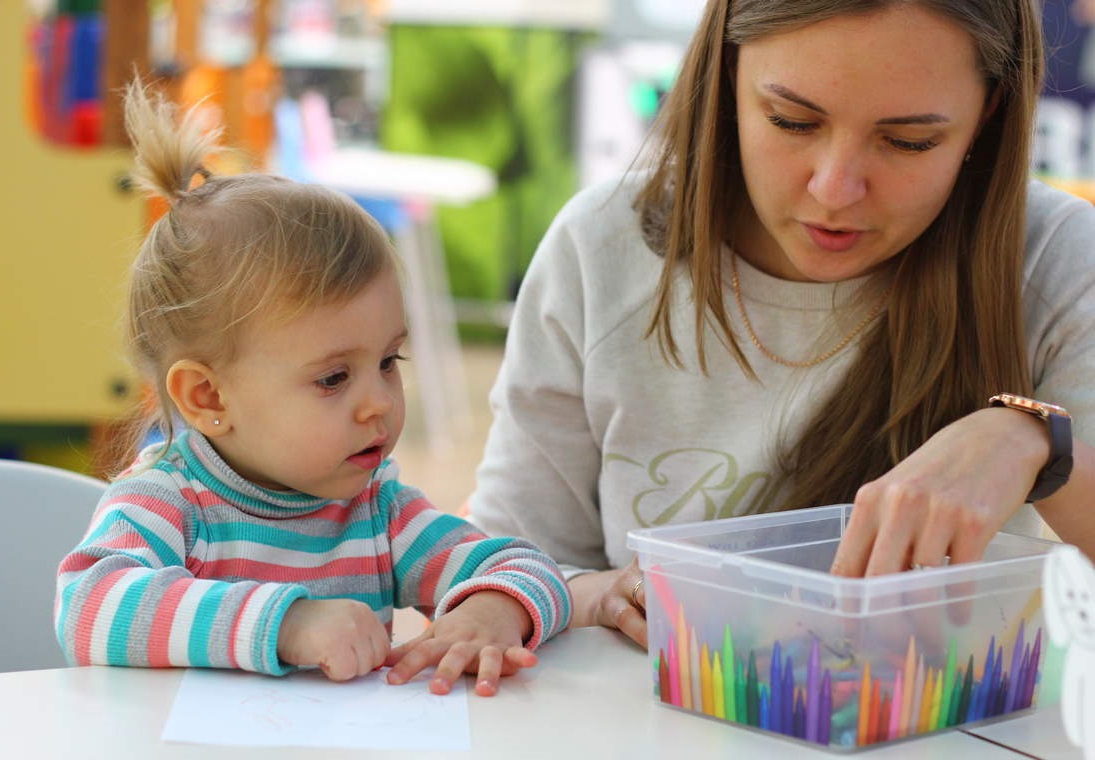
[0,459,106,672]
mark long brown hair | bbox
[636,0,1042,508]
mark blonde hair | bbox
[637,0,1042,509]
[118,80,393,470]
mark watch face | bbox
[989,393,1071,419]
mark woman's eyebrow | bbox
[762,83,950,125]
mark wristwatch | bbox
[988,393,1073,501]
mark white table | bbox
[0,627,1076,759]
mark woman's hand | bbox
[277,598,391,681]
[830,407,1049,577]
[385,591,537,697]
[568,557,647,648]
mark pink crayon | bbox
[668,635,682,706]
[888,669,903,740]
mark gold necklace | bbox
[729,254,892,368]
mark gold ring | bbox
[630,577,644,607]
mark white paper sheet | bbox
[161,667,471,750]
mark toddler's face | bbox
[212,264,408,500]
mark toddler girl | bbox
[55,81,570,696]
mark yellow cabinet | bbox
[0,3,141,427]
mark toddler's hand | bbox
[277,598,390,681]
[385,590,537,697]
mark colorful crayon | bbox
[690,628,702,711]
[722,626,737,723]
[700,643,713,716]
[658,648,671,704]
[939,640,957,730]
[819,670,832,746]
[782,656,794,736]
[770,641,783,734]
[888,669,903,740]
[668,636,681,707]
[678,607,692,710]
[1004,620,1025,713]
[857,662,871,745]
[735,657,746,723]
[900,635,916,735]
[759,685,770,730]
[713,653,726,719]
[746,651,759,726]
[806,637,821,742]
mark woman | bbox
[470,0,1095,647]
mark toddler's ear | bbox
[166,359,228,436]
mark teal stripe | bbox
[394,513,470,579]
[188,582,231,667]
[106,572,154,664]
[209,520,379,551]
[118,513,182,566]
[443,538,515,585]
[173,430,329,512]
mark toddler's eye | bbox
[381,353,408,373]
[316,370,349,391]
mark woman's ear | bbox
[166,359,228,437]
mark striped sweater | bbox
[55,430,571,675]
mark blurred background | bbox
[3,0,1094,513]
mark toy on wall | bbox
[1043,543,1095,760]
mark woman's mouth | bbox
[803,223,863,253]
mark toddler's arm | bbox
[55,476,306,675]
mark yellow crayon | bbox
[701,644,714,715]
[713,653,726,719]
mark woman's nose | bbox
[807,141,868,210]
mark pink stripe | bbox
[190,555,382,582]
[58,550,102,575]
[420,546,456,602]
[145,578,192,667]
[103,492,187,534]
[73,570,128,665]
[390,495,433,533]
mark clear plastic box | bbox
[625,504,1056,751]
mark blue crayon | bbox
[1004,620,1025,713]
[783,656,795,734]
[759,685,771,730]
[770,642,783,734]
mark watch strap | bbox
[1027,411,1073,501]
[988,394,1073,502]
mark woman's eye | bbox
[887,136,938,153]
[316,371,349,391]
[380,353,408,373]
[766,113,816,134]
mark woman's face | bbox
[734,4,991,282]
